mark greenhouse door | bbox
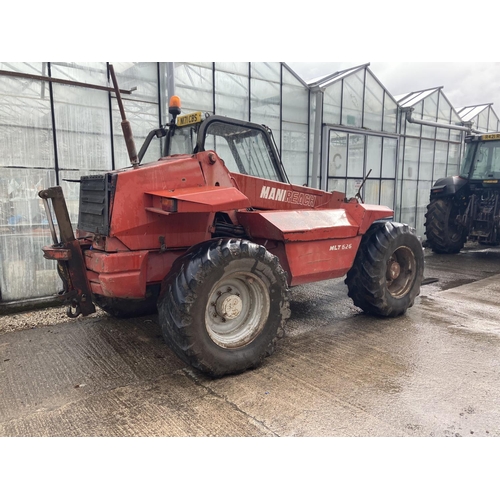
[324,128,399,210]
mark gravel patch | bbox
[0,305,108,335]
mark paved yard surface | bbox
[1,246,500,436]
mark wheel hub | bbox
[216,293,243,320]
[386,246,416,298]
[387,260,401,280]
[205,272,270,349]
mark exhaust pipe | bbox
[109,64,140,168]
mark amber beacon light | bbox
[169,95,182,120]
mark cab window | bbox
[471,141,500,180]
[202,121,282,182]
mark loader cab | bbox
[139,96,289,184]
[460,133,500,183]
[166,113,288,184]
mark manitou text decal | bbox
[260,186,316,207]
[329,243,353,251]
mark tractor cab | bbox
[460,133,500,183]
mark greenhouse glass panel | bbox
[419,139,434,182]
[0,168,58,301]
[347,134,365,178]
[53,85,112,171]
[111,64,161,167]
[382,138,397,178]
[380,180,395,210]
[250,79,280,137]
[403,138,420,180]
[488,110,499,132]
[436,98,451,141]
[323,81,341,125]
[447,143,461,176]
[282,67,309,124]
[328,178,346,193]
[50,62,107,86]
[364,179,380,204]
[328,131,347,177]
[251,62,280,83]
[401,179,417,226]
[363,72,383,131]
[346,178,361,200]
[215,62,249,76]
[215,71,249,121]
[449,108,462,142]
[436,127,450,142]
[112,63,158,102]
[366,135,382,178]
[0,76,54,168]
[421,93,437,139]
[416,180,432,237]
[383,93,398,134]
[282,122,308,186]
[0,62,44,75]
[185,62,212,69]
[422,92,438,119]
[341,72,364,128]
[175,63,213,115]
[477,110,488,132]
[112,99,161,168]
[433,141,448,181]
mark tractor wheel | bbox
[345,222,424,317]
[157,238,290,377]
[424,198,467,254]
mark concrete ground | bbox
[1,245,500,437]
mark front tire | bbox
[424,198,467,254]
[345,222,424,317]
[157,238,290,377]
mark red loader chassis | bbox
[39,79,423,377]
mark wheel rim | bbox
[386,246,416,298]
[205,272,270,349]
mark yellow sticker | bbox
[176,112,202,127]
[482,133,500,140]
[483,179,498,183]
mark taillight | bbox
[161,198,178,212]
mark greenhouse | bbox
[457,103,499,133]
[0,61,498,305]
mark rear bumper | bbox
[84,249,149,299]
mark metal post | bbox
[311,89,323,189]
[166,62,176,108]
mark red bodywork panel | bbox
[68,150,394,299]
[146,186,250,213]
[236,206,392,286]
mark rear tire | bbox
[157,238,290,377]
[345,222,424,317]
[425,198,467,254]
